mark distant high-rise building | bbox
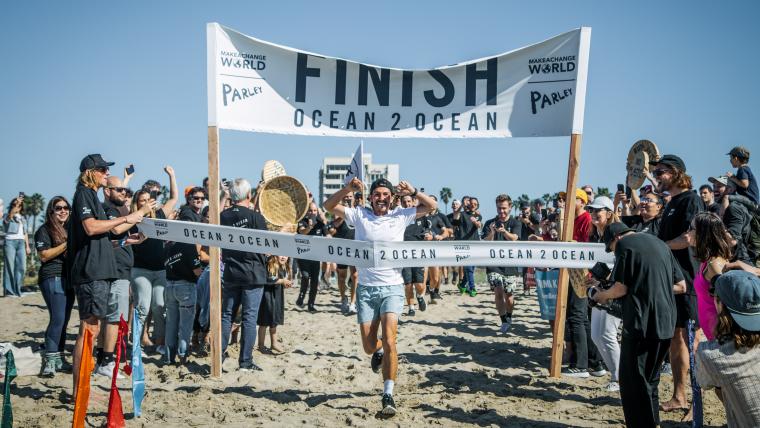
[318,153,399,204]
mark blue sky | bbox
[2,1,759,220]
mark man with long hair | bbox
[68,154,147,398]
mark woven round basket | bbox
[258,175,309,231]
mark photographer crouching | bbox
[590,223,686,427]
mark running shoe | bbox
[381,393,397,416]
[434,290,443,301]
[458,279,467,294]
[589,363,607,377]
[407,307,416,317]
[371,350,384,373]
[468,288,477,297]
[500,319,512,334]
[308,304,317,313]
[605,381,620,392]
[239,361,263,372]
[295,295,305,308]
[41,357,57,377]
[561,367,590,378]
[340,297,349,315]
[348,303,357,314]
[429,293,437,305]
[416,296,427,312]
[94,361,125,379]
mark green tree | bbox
[596,187,611,198]
[542,193,552,206]
[439,187,453,213]
[22,193,45,235]
[516,194,531,214]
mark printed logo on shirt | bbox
[82,207,92,215]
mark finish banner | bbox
[139,219,612,269]
[207,23,591,138]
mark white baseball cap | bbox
[587,196,614,211]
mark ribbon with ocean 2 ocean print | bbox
[139,218,612,269]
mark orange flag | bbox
[72,329,94,428]
[106,317,128,428]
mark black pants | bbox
[298,260,320,306]
[565,290,601,369]
[619,336,671,428]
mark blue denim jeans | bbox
[221,284,264,366]
[196,267,210,330]
[464,266,476,291]
[39,276,74,353]
[164,280,197,362]
[131,267,167,342]
[3,239,26,296]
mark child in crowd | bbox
[696,270,760,426]
[726,146,759,203]
[258,255,292,354]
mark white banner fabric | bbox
[139,218,613,269]
[207,23,591,138]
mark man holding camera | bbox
[592,223,686,427]
[296,201,328,312]
[482,194,522,334]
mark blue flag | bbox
[2,350,17,428]
[131,309,145,417]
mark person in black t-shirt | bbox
[710,176,753,263]
[451,196,481,296]
[401,195,430,316]
[482,195,522,334]
[69,154,146,400]
[327,192,358,315]
[94,175,146,377]
[220,178,270,372]
[727,146,759,203]
[446,199,462,286]
[651,154,704,413]
[129,167,180,352]
[426,195,452,303]
[619,190,664,236]
[699,184,721,215]
[295,201,328,313]
[592,224,686,427]
[163,236,202,365]
[35,196,75,377]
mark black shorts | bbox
[402,267,424,284]
[75,280,111,320]
[675,293,698,328]
[337,264,348,270]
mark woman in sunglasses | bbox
[35,196,75,376]
[620,190,665,236]
[690,212,733,340]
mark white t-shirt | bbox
[343,206,417,286]
[4,214,26,240]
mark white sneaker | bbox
[500,318,512,334]
[605,381,620,392]
[348,303,357,314]
[94,361,125,379]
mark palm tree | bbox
[22,193,45,234]
[439,187,452,213]
[596,187,611,198]
[516,194,531,214]
[542,193,552,206]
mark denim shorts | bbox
[356,284,404,324]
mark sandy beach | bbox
[1,277,726,427]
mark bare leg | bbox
[257,326,267,352]
[349,269,358,305]
[404,283,414,307]
[380,313,399,382]
[270,326,284,353]
[359,319,382,355]
[337,269,348,299]
[495,287,507,316]
[662,327,689,410]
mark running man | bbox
[324,177,436,416]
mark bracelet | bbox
[410,189,418,197]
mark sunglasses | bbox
[54,205,70,212]
[94,167,109,173]
[640,197,661,204]
[192,196,206,201]
[652,169,670,177]
[107,187,127,193]
[587,207,609,213]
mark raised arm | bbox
[325,177,363,218]
[396,181,436,219]
[160,166,179,216]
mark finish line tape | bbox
[139,218,613,269]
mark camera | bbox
[586,262,623,318]
[149,190,160,200]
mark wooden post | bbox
[207,126,222,377]
[549,133,583,378]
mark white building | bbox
[318,153,399,204]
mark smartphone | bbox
[149,190,160,200]
[625,186,633,200]
[617,184,625,193]
[18,192,25,198]
[125,164,135,175]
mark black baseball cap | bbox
[79,154,114,172]
[727,146,750,160]
[649,154,686,172]
[370,178,394,195]
[602,222,635,253]
[715,270,760,332]
[519,201,529,210]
